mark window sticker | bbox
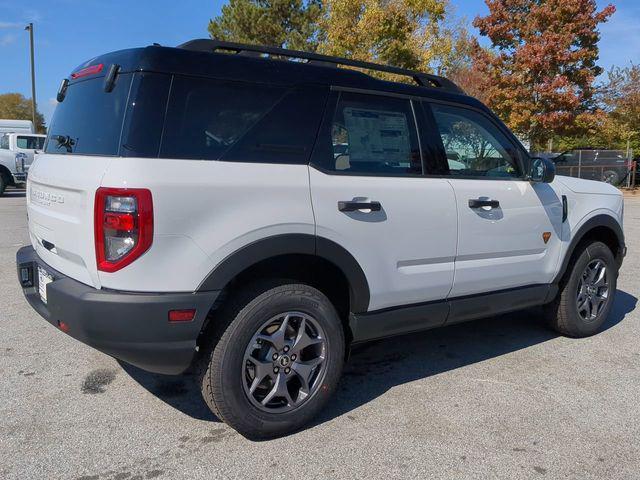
[343,107,411,164]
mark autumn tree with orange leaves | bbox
[473,0,615,149]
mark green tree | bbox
[317,0,470,75]
[472,0,615,149]
[600,64,640,151]
[0,93,45,133]
[208,0,322,50]
[208,0,473,81]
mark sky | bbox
[1,0,639,124]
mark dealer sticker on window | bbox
[38,266,53,304]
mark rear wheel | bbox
[0,174,6,196]
[197,281,345,439]
[546,241,617,337]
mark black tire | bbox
[0,174,6,196]
[603,170,619,185]
[197,280,345,439]
[545,241,617,337]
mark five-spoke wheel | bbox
[576,259,609,322]
[243,312,327,412]
[546,240,617,337]
[197,282,344,439]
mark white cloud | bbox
[0,21,22,28]
[0,33,16,46]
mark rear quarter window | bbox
[159,77,286,161]
[159,76,327,164]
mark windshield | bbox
[17,135,45,150]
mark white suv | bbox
[16,40,625,439]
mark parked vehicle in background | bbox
[0,133,46,195]
[0,119,34,135]
[553,149,631,186]
[16,40,625,439]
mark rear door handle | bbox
[338,200,382,212]
[468,198,500,209]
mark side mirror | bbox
[529,157,555,183]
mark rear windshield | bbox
[45,74,132,155]
[45,71,326,164]
[17,135,45,150]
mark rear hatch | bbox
[28,62,136,289]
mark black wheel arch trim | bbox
[553,213,625,284]
[196,233,371,313]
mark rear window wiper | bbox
[53,135,76,153]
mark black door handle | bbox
[468,198,500,209]
[338,200,382,212]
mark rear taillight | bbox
[95,187,153,272]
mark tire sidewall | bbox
[563,242,617,336]
[212,284,344,438]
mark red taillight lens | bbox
[95,187,153,273]
[71,63,104,79]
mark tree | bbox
[549,65,640,152]
[208,0,473,81]
[0,93,45,133]
[208,0,322,50]
[600,64,640,150]
[472,0,615,149]
[317,0,471,76]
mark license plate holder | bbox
[38,266,53,304]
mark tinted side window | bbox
[121,73,172,158]
[160,77,285,161]
[222,86,328,165]
[45,74,132,155]
[431,104,521,178]
[324,92,422,175]
[0,135,8,149]
[17,136,45,150]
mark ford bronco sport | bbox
[17,40,625,439]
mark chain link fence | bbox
[534,149,637,188]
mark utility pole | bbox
[25,23,37,131]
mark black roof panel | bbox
[69,42,486,110]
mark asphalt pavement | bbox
[1,188,639,480]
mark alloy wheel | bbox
[242,312,327,413]
[576,259,609,322]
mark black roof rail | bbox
[177,39,464,94]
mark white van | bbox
[0,119,34,135]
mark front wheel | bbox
[197,282,345,439]
[603,170,620,185]
[545,241,617,337]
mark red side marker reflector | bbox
[58,321,70,333]
[169,309,196,323]
[71,63,104,79]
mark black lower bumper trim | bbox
[16,246,220,375]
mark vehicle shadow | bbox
[120,290,636,428]
[2,188,26,198]
[316,289,637,427]
[118,362,221,422]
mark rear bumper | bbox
[12,172,27,184]
[16,246,220,375]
